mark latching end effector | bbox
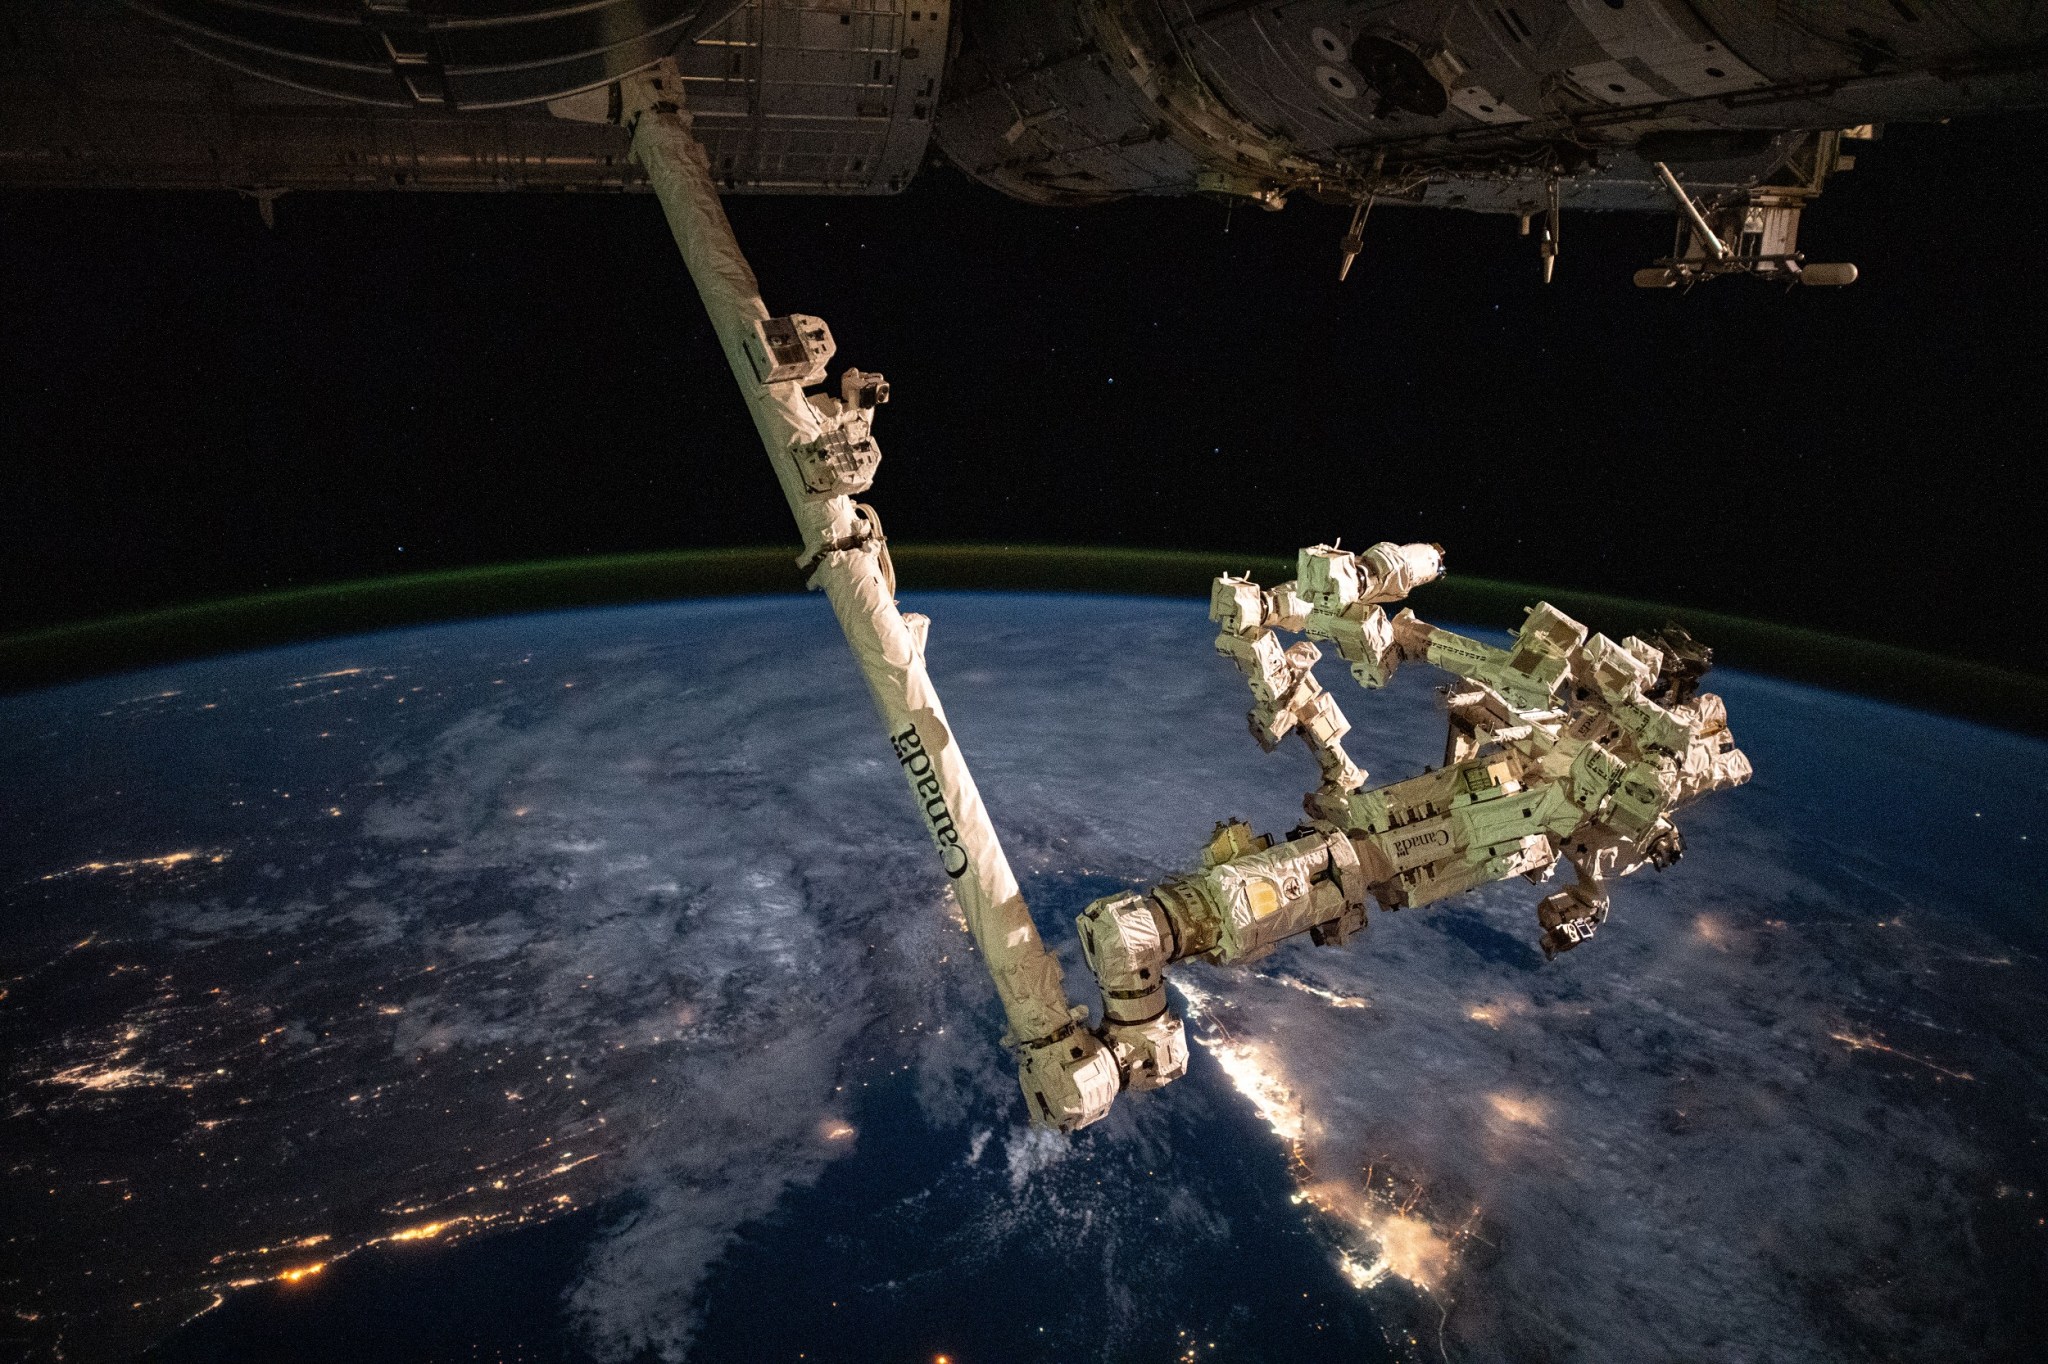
[1311,541,1446,610]
[1013,1018,1122,1132]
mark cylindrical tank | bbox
[933,0,2048,213]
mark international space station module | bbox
[10,2,2048,285]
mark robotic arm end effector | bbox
[1209,542,1445,793]
[1015,1021,1122,1133]
[1538,879,1608,960]
[1297,541,1445,611]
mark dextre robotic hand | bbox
[1072,542,1752,1098]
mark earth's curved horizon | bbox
[3,590,2043,1363]
[3,545,2041,736]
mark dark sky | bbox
[3,110,2044,670]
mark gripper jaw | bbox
[1538,880,1609,959]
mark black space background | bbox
[3,112,2045,671]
